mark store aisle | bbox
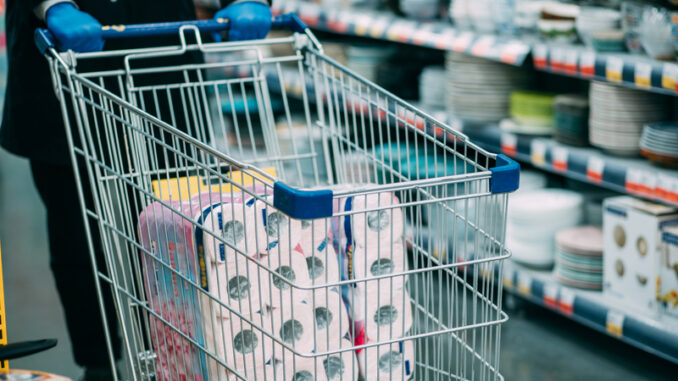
[0,150,676,380]
[0,150,79,378]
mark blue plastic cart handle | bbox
[35,13,307,55]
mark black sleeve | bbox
[219,0,272,8]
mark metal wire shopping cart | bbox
[36,14,518,381]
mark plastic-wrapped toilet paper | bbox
[254,197,302,256]
[305,245,341,286]
[261,247,311,307]
[270,301,315,358]
[352,243,408,285]
[309,287,350,352]
[342,192,404,251]
[206,256,270,319]
[202,201,259,264]
[349,284,413,343]
[298,219,333,258]
[204,313,273,380]
[358,340,415,380]
[279,339,359,381]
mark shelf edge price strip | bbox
[606,310,625,338]
[626,168,657,199]
[586,156,605,184]
[517,273,532,297]
[501,133,518,157]
[557,288,575,316]
[552,146,568,173]
[543,283,559,309]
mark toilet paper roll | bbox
[306,245,341,286]
[352,243,408,284]
[342,193,404,251]
[206,256,270,319]
[349,284,413,342]
[204,313,273,379]
[254,197,303,256]
[309,287,350,352]
[279,338,359,381]
[202,201,259,264]
[261,247,311,307]
[278,355,328,381]
[358,340,415,380]
[298,219,333,258]
[270,301,315,358]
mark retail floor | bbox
[0,150,676,380]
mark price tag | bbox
[436,29,457,50]
[530,139,547,167]
[657,174,678,204]
[662,64,678,92]
[550,48,565,72]
[500,42,529,64]
[452,32,474,52]
[558,288,575,316]
[471,36,495,57]
[564,49,579,74]
[533,44,548,69]
[412,24,436,46]
[606,57,624,82]
[626,168,657,198]
[606,311,625,338]
[369,16,390,38]
[552,146,568,173]
[517,273,532,297]
[543,283,559,309]
[296,3,320,26]
[586,156,605,184]
[580,51,596,77]
[635,62,653,88]
[501,133,518,157]
[353,14,372,35]
[386,21,416,43]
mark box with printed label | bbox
[658,226,678,322]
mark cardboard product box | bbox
[658,226,678,322]
[602,196,678,317]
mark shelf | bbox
[464,126,678,207]
[272,1,678,97]
[271,1,531,66]
[504,261,678,365]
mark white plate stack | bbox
[589,81,670,156]
[507,189,584,267]
[445,52,529,124]
[419,66,447,110]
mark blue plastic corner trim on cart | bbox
[273,182,333,219]
[490,154,520,194]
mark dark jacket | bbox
[0,0,209,164]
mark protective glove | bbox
[214,1,272,42]
[46,3,104,52]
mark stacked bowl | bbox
[555,226,604,290]
[640,122,678,167]
[446,52,529,124]
[554,94,589,146]
[589,82,670,156]
[576,6,622,48]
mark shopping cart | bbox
[36,14,518,381]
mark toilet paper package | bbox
[298,219,334,258]
[305,245,341,286]
[202,201,260,264]
[357,340,415,380]
[348,283,413,345]
[352,243,408,285]
[261,247,311,307]
[309,287,350,352]
[254,196,303,256]
[269,301,315,357]
[205,256,270,319]
[340,192,405,251]
[278,339,359,381]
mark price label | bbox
[501,133,518,157]
[606,57,624,82]
[386,21,416,43]
[471,36,495,57]
[662,63,678,92]
[500,42,529,64]
[550,48,565,72]
[533,44,548,69]
[436,29,457,50]
[552,147,568,173]
[412,25,436,46]
[296,3,320,26]
[543,283,559,309]
[517,273,532,296]
[530,139,547,167]
[580,51,596,77]
[452,32,474,52]
[635,62,652,88]
[606,311,625,338]
[564,49,579,74]
[353,14,372,35]
[586,156,605,184]
[369,16,390,38]
[626,168,657,198]
[657,174,678,204]
[558,288,575,316]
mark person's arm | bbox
[215,0,272,41]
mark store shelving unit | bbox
[504,262,678,364]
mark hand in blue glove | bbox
[214,1,272,41]
[46,3,104,52]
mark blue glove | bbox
[46,3,104,52]
[214,1,272,42]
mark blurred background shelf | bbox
[504,261,678,365]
